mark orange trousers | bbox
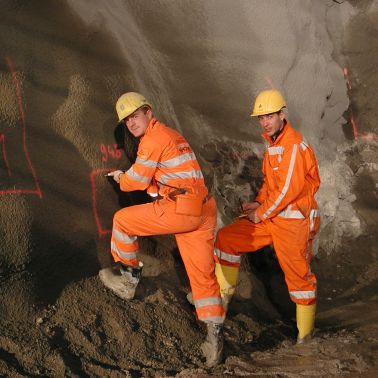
[111,197,225,324]
[215,217,318,305]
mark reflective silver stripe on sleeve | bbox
[111,241,138,260]
[300,141,309,151]
[268,146,284,155]
[214,248,241,264]
[193,296,223,308]
[289,290,316,299]
[158,170,203,184]
[310,209,319,217]
[158,152,197,168]
[135,157,158,168]
[126,167,152,184]
[262,144,298,219]
[309,209,319,232]
[113,228,137,244]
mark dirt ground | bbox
[0,0,377,377]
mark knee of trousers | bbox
[215,227,235,254]
[113,208,133,229]
[215,226,231,246]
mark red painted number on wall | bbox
[100,144,122,162]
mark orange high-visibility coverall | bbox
[215,122,320,305]
[111,118,224,324]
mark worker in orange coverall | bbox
[214,89,320,344]
[99,92,224,367]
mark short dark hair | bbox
[140,105,151,114]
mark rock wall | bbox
[66,0,363,256]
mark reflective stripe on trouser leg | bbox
[270,218,317,305]
[175,197,225,324]
[193,296,224,323]
[111,219,139,267]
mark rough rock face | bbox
[66,0,361,254]
[0,0,377,376]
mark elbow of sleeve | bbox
[120,177,150,192]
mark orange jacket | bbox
[255,122,320,221]
[120,118,207,197]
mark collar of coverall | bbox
[141,117,158,138]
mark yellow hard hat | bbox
[251,89,286,117]
[115,92,152,121]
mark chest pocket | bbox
[268,146,284,171]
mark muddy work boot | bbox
[99,262,143,300]
[186,291,194,305]
[201,322,224,368]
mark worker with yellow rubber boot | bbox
[99,92,225,367]
[214,89,321,344]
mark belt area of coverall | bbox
[167,188,210,204]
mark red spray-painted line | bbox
[265,77,274,89]
[350,114,359,140]
[343,67,352,91]
[343,67,378,141]
[90,168,114,238]
[357,134,378,140]
[4,56,43,198]
[0,133,12,176]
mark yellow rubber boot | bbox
[215,263,239,311]
[296,303,316,344]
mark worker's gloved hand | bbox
[247,210,261,224]
[107,170,124,184]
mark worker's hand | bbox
[241,201,260,212]
[247,210,261,224]
[108,170,124,184]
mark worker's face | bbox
[258,111,285,137]
[124,108,152,137]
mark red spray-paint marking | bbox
[0,57,43,197]
[343,67,352,91]
[265,77,274,89]
[90,168,114,238]
[93,146,124,237]
[100,143,122,162]
[0,133,11,177]
[343,67,378,141]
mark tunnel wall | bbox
[65,0,361,254]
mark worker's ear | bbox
[278,110,285,121]
[146,107,153,120]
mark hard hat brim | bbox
[250,106,285,117]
